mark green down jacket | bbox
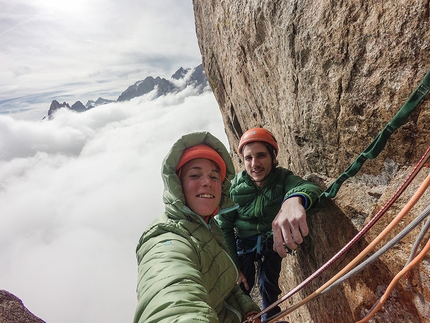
[133,132,260,323]
[216,167,322,267]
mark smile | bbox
[197,194,215,198]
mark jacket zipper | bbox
[224,301,242,322]
[186,206,243,322]
[254,190,263,232]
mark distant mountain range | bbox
[45,64,208,120]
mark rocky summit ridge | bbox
[45,64,208,120]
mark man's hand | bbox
[237,269,249,291]
[272,196,308,258]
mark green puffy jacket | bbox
[133,132,260,323]
[216,167,322,267]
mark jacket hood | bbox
[161,131,237,220]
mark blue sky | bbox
[0,0,203,120]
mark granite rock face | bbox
[193,0,430,322]
[0,290,45,323]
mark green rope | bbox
[320,69,430,200]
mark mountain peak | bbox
[117,64,208,102]
[171,67,191,80]
[45,64,208,120]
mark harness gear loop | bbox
[237,234,263,255]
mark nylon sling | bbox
[320,69,430,201]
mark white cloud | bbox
[0,0,202,119]
[0,88,228,323]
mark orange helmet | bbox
[238,128,278,156]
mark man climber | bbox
[217,127,322,321]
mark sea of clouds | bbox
[0,86,228,323]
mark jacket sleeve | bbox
[215,210,241,268]
[133,232,217,323]
[282,169,323,211]
[230,283,261,315]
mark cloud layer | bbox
[0,87,228,323]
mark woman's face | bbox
[180,158,222,216]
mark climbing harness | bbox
[237,235,263,255]
[237,233,294,257]
[247,69,430,323]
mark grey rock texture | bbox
[193,0,430,322]
[85,97,115,108]
[47,100,87,119]
[117,75,176,102]
[70,101,86,113]
[47,100,71,119]
[0,290,45,323]
[117,64,208,102]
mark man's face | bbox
[242,142,274,187]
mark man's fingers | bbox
[272,199,309,257]
[272,219,286,257]
[243,279,249,291]
[273,240,287,258]
[298,214,309,237]
[237,271,249,290]
[273,220,297,257]
[282,237,298,252]
[286,211,308,246]
[290,225,304,245]
[272,235,286,258]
